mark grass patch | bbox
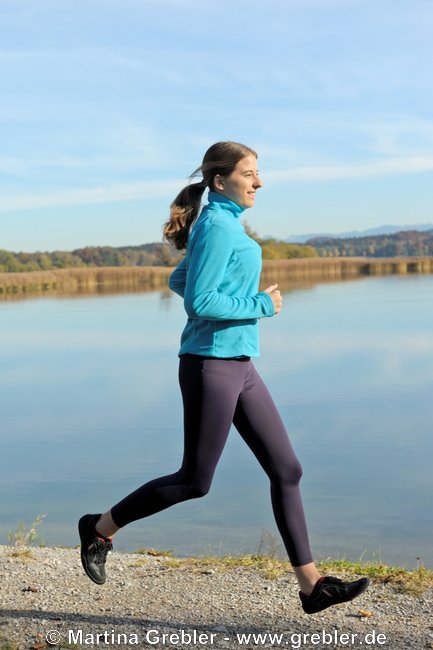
[131,553,293,580]
[130,549,433,594]
[317,557,433,595]
[161,554,290,580]
[6,513,46,547]
[9,548,34,561]
[133,547,174,557]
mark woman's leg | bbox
[104,356,249,533]
[83,356,368,607]
[232,361,321,593]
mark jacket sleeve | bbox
[184,223,274,321]
[168,256,187,298]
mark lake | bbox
[1,274,432,569]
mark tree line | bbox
[0,243,182,273]
[0,221,317,273]
[1,226,432,273]
[309,229,433,257]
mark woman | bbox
[79,141,368,614]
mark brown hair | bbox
[163,141,257,250]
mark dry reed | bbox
[0,266,172,298]
[0,257,432,300]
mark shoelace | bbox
[306,577,347,601]
[320,577,356,597]
[90,538,113,564]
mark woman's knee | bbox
[181,474,212,499]
[187,482,210,499]
[272,458,303,488]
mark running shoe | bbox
[299,576,369,614]
[78,513,112,585]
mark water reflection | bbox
[0,275,432,568]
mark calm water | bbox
[1,275,432,568]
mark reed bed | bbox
[0,257,432,299]
[0,266,172,298]
[260,256,433,281]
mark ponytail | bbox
[163,180,207,251]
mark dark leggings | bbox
[111,354,313,567]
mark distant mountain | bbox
[285,224,433,243]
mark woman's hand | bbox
[264,283,282,314]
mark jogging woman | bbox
[79,141,368,614]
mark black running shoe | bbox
[78,513,112,585]
[300,576,369,614]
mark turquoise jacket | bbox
[169,192,274,357]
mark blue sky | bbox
[1,0,432,251]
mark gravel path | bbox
[1,545,432,650]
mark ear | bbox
[213,174,224,191]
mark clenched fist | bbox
[264,283,282,314]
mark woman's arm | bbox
[168,256,187,298]
[184,223,274,321]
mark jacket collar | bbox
[207,191,245,218]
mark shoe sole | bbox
[78,515,106,585]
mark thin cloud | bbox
[0,179,184,212]
[2,155,432,213]
[266,156,433,183]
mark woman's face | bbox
[213,154,263,209]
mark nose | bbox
[253,175,263,189]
